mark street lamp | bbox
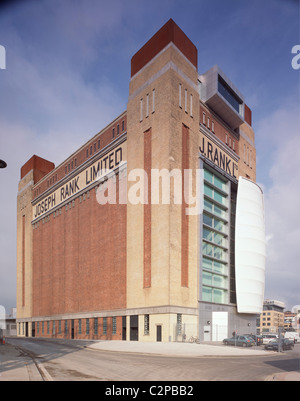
[0,160,7,169]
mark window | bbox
[218,75,242,113]
[179,84,182,108]
[103,317,107,335]
[78,319,82,335]
[144,315,150,335]
[177,314,182,335]
[140,98,143,122]
[64,320,68,336]
[207,116,210,129]
[117,124,119,135]
[122,120,125,131]
[59,320,62,334]
[98,139,100,149]
[203,112,206,125]
[94,318,98,335]
[86,319,90,335]
[146,94,149,117]
[112,317,116,335]
[202,167,230,305]
[112,127,115,138]
[211,120,215,133]
[185,89,188,113]
[190,94,193,117]
[152,89,155,113]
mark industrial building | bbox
[16,19,265,342]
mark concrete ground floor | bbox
[16,304,257,343]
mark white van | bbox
[262,334,278,344]
[285,332,300,343]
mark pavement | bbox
[0,338,299,381]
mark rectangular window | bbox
[185,89,188,113]
[146,93,149,117]
[140,98,143,122]
[59,320,62,334]
[94,318,98,335]
[207,116,210,129]
[179,84,182,108]
[122,120,125,131]
[152,89,155,113]
[112,127,115,138]
[112,317,117,335]
[78,319,82,335]
[190,94,193,117]
[144,314,150,335]
[211,120,215,133]
[177,314,182,335]
[86,319,90,335]
[203,112,206,125]
[117,124,119,135]
[64,320,68,336]
[218,75,241,113]
[103,317,107,335]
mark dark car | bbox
[264,338,294,351]
[244,334,263,346]
[223,335,254,347]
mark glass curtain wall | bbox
[202,167,229,304]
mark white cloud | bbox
[257,102,300,309]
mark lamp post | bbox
[0,160,7,169]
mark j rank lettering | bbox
[199,136,237,178]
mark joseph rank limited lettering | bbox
[34,177,80,218]
[33,146,124,219]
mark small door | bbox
[71,320,75,340]
[130,315,138,341]
[25,322,29,337]
[122,316,126,341]
[32,322,35,338]
[156,325,162,342]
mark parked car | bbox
[223,335,254,347]
[244,334,263,346]
[262,334,278,344]
[264,338,294,351]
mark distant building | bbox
[258,300,285,334]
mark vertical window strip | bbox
[179,84,182,108]
[140,98,143,122]
[146,93,149,117]
[152,89,155,113]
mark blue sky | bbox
[0,0,299,312]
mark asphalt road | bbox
[5,337,300,381]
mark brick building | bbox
[16,19,265,342]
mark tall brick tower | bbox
[126,19,201,340]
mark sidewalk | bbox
[87,339,270,357]
[0,343,43,381]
